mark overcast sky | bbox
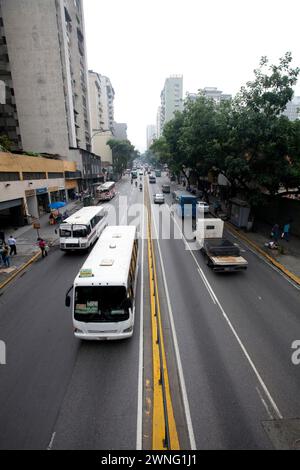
[83,0,300,152]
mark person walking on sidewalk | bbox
[271,224,280,243]
[2,243,10,267]
[7,235,17,256]
[282,222,291,242]
[37,238,48,258]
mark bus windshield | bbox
[74,286,129,323]
[60,224,72,238]
[72,225,89,238]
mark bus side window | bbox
[86,224,91,235]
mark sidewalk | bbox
[174,183,300,282]
[207,194,300,281]
[0,200,83,289]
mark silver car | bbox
[153,193,165,204]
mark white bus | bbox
[59,206,107,251]
[96,181,116,201]
[65,226,139,340]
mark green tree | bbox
[107,139,136,176]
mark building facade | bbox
[200,87,232,104]
[146,125,156,149]
[100,75,115,134]
[282,96,300,121]
[159,75,183,133]
[0,152,80,226]
[88,70,113,169]
[0,0,100,184]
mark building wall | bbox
[92,134,113,166]
[146,125,156,149]
[1,0,70,156]
[0,152,78,220]
[0,0,91,160]
[160,75,183,131]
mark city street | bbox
[0,175,300,449]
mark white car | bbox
[197,201,210,214]
[153,193,165,204]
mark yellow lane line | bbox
[146,185,180,450]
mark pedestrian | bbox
[37,238,48,258]
[7,235,17,256]
[282,222,291,242]
[271,223,280,242]
[2,243,10,267]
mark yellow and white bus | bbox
[59,206,107,251]
[65,225,139,340]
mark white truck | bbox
[195,218,248,272]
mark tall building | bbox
[282,96,300,121]
[156,106,162,138]
[160,75,183,132]
[100,75,115,134]
[88,70,113,168]
[146,125,156,149]
[0,0,101,187]
[200,87,232,103]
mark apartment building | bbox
[159,75,183,132]
[0,0,101,188]
[114,122,128,141]
[146,125,156,149]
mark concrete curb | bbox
[0,251,41,291]
[225,222,300,286]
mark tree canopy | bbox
[107,139,137,175]
[150,52,300,206]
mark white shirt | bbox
[8,237,16,246]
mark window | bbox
[0,172,20,181]
[48,172,64,179]
[23,172,46,180]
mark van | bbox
[162,184,170,194]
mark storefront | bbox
[25,189,38,221]
[0,198,25,228]
[36,188,50,216]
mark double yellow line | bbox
[145,184,180,450]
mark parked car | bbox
[162,184,171,194]
[153,193,165,204]
[197,201,210,214]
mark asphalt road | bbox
[1,173,299,449]
[0,178,145,450]
[149,175,300,449]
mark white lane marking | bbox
[150,185,197,450]
[256,387,275,420]
[47,432,56,450]
[197,268,216,304]
[136,187,145,450]
[167,207,283,420]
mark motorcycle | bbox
[139,185,143,191]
